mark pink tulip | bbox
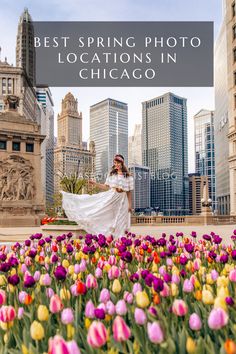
[0,306,16,322]
[86,274,98,289]
[183,279,194,293]
[166,258,173,267]
[132,283,142,295]
[229,269,236,282]
[70,284,78,297]
[67,340,81,354]
[106,301,116,316]
[112,316,131,342]
[21,264,28,274]
[74,264,80,274]
[208,308,228,329]
[171,274,180,284]
[46,288,54,298]
[147,322,164,343]
[17,307,24,319]
[189,313,202,330]
[33,271,41,281]
[123,291,133,304]
[95,268,103,278]
[172,299,188,316]
[193,259,201,270]
[211,269,219,281]
[49,294,63,313]
[87,321,107,348]
[85,300,95,318]
[19,291,27,304]
[48,335,70,354]
[108,266,120,280]
[134,308,147,325]
[115,300,127,316]
[79,260,87,272]
[0,289,6,305]
[160,283,170,297]
[158,266,166,276]
[41,274,52,286]
[61,308,74,324]
[108,255,116,265]
[99,289,110,303]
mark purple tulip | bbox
[54,265,67,281]
[225,297,234,306]
[8,274,20,286]
[94,308,105,320]
[24,274,35,288]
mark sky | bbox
[0,0,223,172]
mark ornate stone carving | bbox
[4,95,19,110]
[0,155,35,201]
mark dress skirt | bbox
[60,189,131,238]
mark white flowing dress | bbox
[60,174,134,238]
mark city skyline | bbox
[0,0,222,173]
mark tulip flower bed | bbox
[0,230,236,354]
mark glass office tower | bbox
[90,98,128,181]
[142,92,189,215]
[194,109,216,212]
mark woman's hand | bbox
[128,206,132,213]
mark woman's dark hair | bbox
[110,154,130,178]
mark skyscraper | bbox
[194,109,216,212]
[129,165,150,212]
[142,92,189,216]
[128,124,142,166]
[214,3,230,215]
[36,86,54,205]
[54,93,95,194]
[225,0,236,215]
[16,8,36,86]
[90,98,128,181]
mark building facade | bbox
[189,173,210,215]
[226,0,236,215]
[194,109,216,212]
[128,124,142,166]
[129,165,150,211]
[54,93,95,194]
[90,98,128,181]
[215,3,231,215]
[142,92,189,216]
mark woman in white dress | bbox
[60,154,134,238]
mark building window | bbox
[26,143,34,152]
[233,25,236,40]
[233,2,236,17]
[0,141,6,150]
[12,142,20,151]
[2,78,6,94]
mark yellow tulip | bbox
[151,263,158,273]
[136,291,150,308]
[214,297,227,311]
[85,318,91,329]
[37,305,49,321]
[0,321,13,331]
[75,252,80,261]
[217,276,229,287]
[217,286,229,299]
[45,256,50,264]
[72,274,78,281]
[0,275,6,286]
[10,268,16,276]
[62,259,70,268]
[30,321,45,340]
[202,290,214,305]
[206,273,214,285]
[60,288,71,300]
[35,255,39,262]
[68,265,74,275]
[112,279,122,293]
[186,337,196,354]
[103,264,111,272]
[3,333,8,343]
[67,324,75,339]
[62,246,67,254]
[170,283,179,296]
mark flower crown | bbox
[114,155,124,163]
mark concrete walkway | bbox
[0,224,235,243]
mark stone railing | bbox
[131,215,236,226]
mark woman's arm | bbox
[126,191,132,212]
[88,180,109,191]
